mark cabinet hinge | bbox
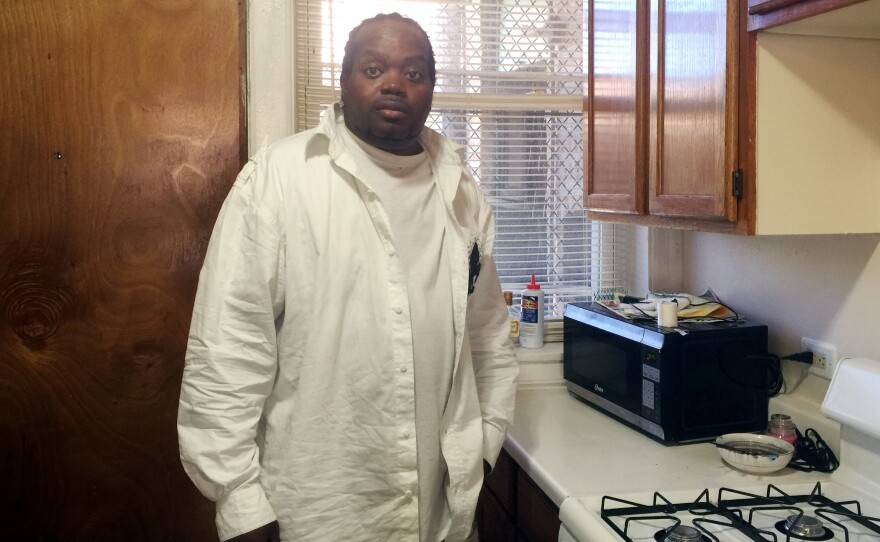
[732,169,744,200]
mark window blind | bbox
[293,0,628,318]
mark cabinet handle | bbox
[732,169,744,200]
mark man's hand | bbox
[227,521,280,542]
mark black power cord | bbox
[783,351,814,364]
[774,351,815,396]
[726,351,813,397]
[788,427,840,473]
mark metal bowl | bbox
[715,433,794,474]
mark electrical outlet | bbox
[802,337,838,380]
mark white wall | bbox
[628,226,650,296]
[678,232,880,361]
[247,1,294,153]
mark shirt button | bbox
[399,365,408,373]
[394,307,403,315]
[404,490,413,499]
[403,430,410,439]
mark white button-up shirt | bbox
[177,104,518,542]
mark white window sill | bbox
[514,342,564,389]
[514,341,563,364]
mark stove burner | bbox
[654,525,707,542]
[775,515,834,541]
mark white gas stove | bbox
[559,358,880,542]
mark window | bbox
[293,0,628,318]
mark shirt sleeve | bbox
[177,155,286,541]
[466,207,519,469]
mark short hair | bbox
[340,13,436,85]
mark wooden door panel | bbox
[0,1,246,540]
[648,0,738,221]
[584,0,648,215]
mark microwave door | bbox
[565,332,643,413]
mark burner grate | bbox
[719,482,880,541]
[815,507,880,540]
[599,482,880,542]
[601,490,768,542]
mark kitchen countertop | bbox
[502,383,835,508]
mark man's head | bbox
[340,13,435,156]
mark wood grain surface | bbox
[586,0,757,234]
[648,0,739,221]
[0,1,246,540]
[583,0,741,225]
[747,0,867,30]
[583,0,648,215]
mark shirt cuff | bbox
[215,482,277,541]
[482,420,506,470]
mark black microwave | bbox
[563,302,769,444]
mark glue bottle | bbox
[519,274,544,349]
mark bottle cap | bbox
[526,274,540,290]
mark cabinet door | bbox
[647,0,739,220]
[478,448,518,541]
[476,489,518,542]
[516,469,561,542]
[486,448,517,513]
[583,0,649,214]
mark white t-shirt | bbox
[341,126,456,542]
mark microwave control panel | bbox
[641,350,661,423]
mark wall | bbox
[679,232,880,362]
[248,1,293,153]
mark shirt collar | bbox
[313,102,464,166]
[312,102,468,210]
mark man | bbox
[178,12,518,542]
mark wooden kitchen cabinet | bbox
[477,446,518,542]
[477,448,561,542]
[583,0,880,234]
[476,489,517,542]
[584,0,740,229]
[516,469,563,542]
[747,0,869,30]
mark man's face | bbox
[341,19,434,156]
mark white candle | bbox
[657,300,678,327]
